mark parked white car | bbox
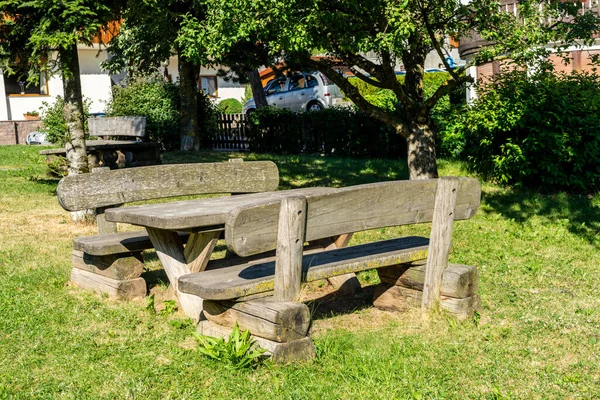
[242,71,344,115]
[25,131,52,145]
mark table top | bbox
[104,187,335,231]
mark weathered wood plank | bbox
[422,177,459,311]
[202,299,310,342]
[105,187,334,230]
[71,250,144,280]
[70,268,146,300]
[184,231,220,273]
[146,228,203,322]
[197,320,316,363]
[58,161,280,211]
[274,197,307,302]
[179,236,429,300]
[378,263,479,299]
[73,230,191,256]
[324,234,361,296]
[226,178,481,257]
[373,284,481,320]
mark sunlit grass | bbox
[0,146,598,398]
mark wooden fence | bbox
[213,113,249,151]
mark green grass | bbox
[0,145,599,399]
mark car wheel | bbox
[245,108,256,116]
[307,102,323,112]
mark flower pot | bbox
[23,114,39,121]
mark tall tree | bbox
[0,0,122,175]
[104,0,207,151]
[181,0,599,179]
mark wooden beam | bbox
[198,320,316,363]
[422,177,459,311]
[146,228,203,322]
[202,299,310,342]
[184,231,220,273]
[71,250,143,281]
[70,268,146,300]
[274,197,307,302]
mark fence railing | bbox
[213,113,249,151]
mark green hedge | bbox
[217,98,243,114]
[246,107,406,158]
[438,71,600,193]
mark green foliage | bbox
[246,106,406,158]
[193,323,266,369]
[442,71,600,193]
[39,96,92,146]
[216,98,243,114]
[241,85,253,104]
[105,75,182,151]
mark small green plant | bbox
[159,300,177,316]
[39,96,92,145]
[193,322,266,369]
[25,110,39,117]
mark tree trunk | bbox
[406,122,438,180]
[60,43,88,176]
[247,69,268,109]
[179,54,199,151]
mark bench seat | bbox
[179,236,430,300]
[74,231,191,256]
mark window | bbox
[306,75,318,88]
[266,78,286,95]
[288,74,306,91]
[3,69,48,96]
[201,76,217,97]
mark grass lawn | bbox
[0,145,599,399]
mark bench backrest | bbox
[225,177,481,257]
[88,116,147,139]
[57,161,280,212]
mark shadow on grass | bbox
[306,285,376,321]
[162,151,409,189]
[483,188,600,247]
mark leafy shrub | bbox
[194,323,266,370]
[105,75,182,150]
[246,106,406,158]
[444,71,600,192]
[39,96,92,145]
[217,98,243,114]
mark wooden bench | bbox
[57,160,280,299]
[178,177,482,362]
[41,117,160,169]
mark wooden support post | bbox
[274,197,307,302]
[184,231,220,273]
[325,233,361,295]
[422,177,459,311]
[146,228,203,321]
[92,167,120,234]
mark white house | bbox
[0,44,247,122]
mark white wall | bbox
[162,57,247,103]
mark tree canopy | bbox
[0,0,122,175]
[178,0,600,179]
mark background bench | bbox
[41,116,160,169]
[57,160,280,299]
[179,177,482,362]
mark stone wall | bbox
[0,120,43,145]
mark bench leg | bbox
[198,320,316,364]
[146,228,219,322]
[324,234,361,296]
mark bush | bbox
[246,106,406,158]
[444,71,600,193]
[105,75,182,150]
[39,96,92,145]
[217,98,243,114]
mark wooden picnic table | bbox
[104,187,336,320]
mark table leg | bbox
[325,233,361,295]
[146,228,219,321]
